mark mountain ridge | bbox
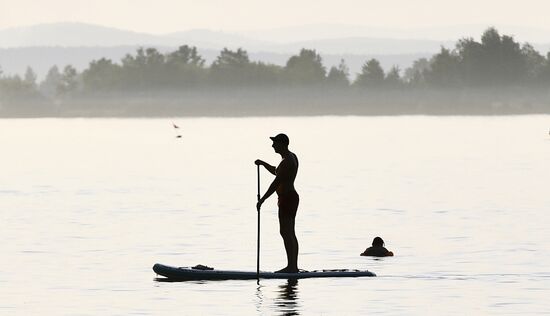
[0,22,456,53]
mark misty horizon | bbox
[1,27,550,118]
[2,22,550,82]
[3,22,550,47]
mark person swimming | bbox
[360,237,394,257]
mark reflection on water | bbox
[275,279,300,316]
[254,279,301,316]
[255,283,265,314]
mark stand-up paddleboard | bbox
[153,263,376,280]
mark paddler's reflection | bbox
[275,279,300,316]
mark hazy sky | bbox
[2,0,550,33]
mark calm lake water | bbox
[1,115,549,315]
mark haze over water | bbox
[1,115,549,315]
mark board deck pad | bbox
[153,263,376,280]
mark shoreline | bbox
[3,89,550,118]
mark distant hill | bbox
[0,22,453,54]
[239,23,550,44]
[280,37,452,55]
[2,22,550,51]
[166,29,273,50]
[0,23,164,47]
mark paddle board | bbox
[153,263,376,280]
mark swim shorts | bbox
[278,191,299,219]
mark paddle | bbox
[256,164,261,281]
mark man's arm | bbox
[258,176,281,206]
[257,160,289,211]
[255,159,276,175]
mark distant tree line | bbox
[2,27,550,115]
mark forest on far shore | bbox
[1,27,550,117]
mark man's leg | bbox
[278,216,299,273]
[287,216,298,271]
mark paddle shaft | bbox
[256,165,260,280]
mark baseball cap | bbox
[269,133,289,145]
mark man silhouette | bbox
[255,133,300,273]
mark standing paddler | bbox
[255,133,300,273]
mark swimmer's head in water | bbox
[372,236,385,247]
